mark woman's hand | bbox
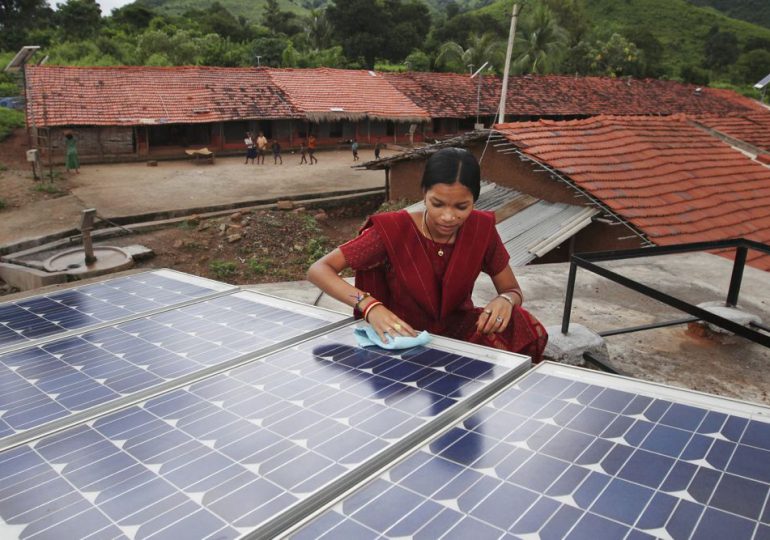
[366,304,417,343]
[476,296,513,334]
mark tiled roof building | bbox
[694,112,770,154]
[496,115,770,269]
[385,73,757,119]
[268,68,429,122]
[25,66,302,127]
[26,66,758,128]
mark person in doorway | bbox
[272,140,283,164]
[244,132,256,164]
[256,132,268,164]
[307,147,547,360]
[308,134,318,165]
[374,139,383,160]
[351,139,359,161]
[299,140,308,164]
[65,132,80,174]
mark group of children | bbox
[245,132,385,165]
[244,132,317,165]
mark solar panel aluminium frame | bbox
[281,361,770,539]
[0,269,237,356]
[0,287,353,454]
[247,336,531,539]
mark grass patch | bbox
[0,163,8,172]
[0,198,6,210]
[305,237,328,265]
[209,259,237,279]
[247,258,271,275]
[31,182,64,195]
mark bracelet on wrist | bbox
[363,300,383,322]
[498,288,523,306]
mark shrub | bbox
[247,258,270,275]
[209,259,237,279]
[0,108,25,142]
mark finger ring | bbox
[393,323,402,331]
[496,316,503,323]
[484,309,492,315]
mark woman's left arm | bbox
[476,266,524,334]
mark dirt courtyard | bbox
[0,128,396,247]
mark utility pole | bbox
[498,3,520,125]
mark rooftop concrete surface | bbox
[0,149,391,248]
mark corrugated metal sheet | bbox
[405,182,597,265]
[501,202,599,266]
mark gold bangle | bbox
[496,294,514,306]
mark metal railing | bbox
[561,238,770,349]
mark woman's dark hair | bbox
[420,147,481,201]
[65,133,73,139]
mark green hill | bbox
[582,0,770,74]
[134,0,311,21]
[476,0,770,78]
[688,0,770,30]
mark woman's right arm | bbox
[307,249,416,341]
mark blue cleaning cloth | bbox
[354,326,432,350]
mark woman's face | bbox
[423,182,474,238]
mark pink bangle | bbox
[363,301,383,322]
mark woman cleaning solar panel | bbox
[307,147,548,361]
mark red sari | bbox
[340,210,547,362]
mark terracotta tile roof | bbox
[25,66,302,126]
[383,72,495,118]
[496,115,770,270]
[267,68,430,122]
[27,66,759,127]
[386,73,757,118]
[694,111,770,153]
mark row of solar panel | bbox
[0,326,528,539]
[0,270,232,350]
[3,270,770,540]
[290,363,770,540]
[0,270,347,444]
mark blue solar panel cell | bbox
[0,329,527,538]
[0,292,343,440]
[0,270,233,348]
[292,363,770,540]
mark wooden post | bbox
[498,3,520,125]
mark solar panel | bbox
[290,362,770,540]
[0,270,233,350]
[0,291,346,444]
[0,328,529,539]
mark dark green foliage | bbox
[326,0,429,68]
[263,0,302,35]
[623,28,665,77]
[0,108,25,142]
[1,0,54,51]
[735,49,770,84]
[704,26,739,69]
[681,64,710,84]
[56,0,102,40]
[110,4,156,30]
[688,0,770,31]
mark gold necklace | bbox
[422,209,456,257]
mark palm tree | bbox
[304,9,334,51]
[512,4,568,74]
[436,33,505,74]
